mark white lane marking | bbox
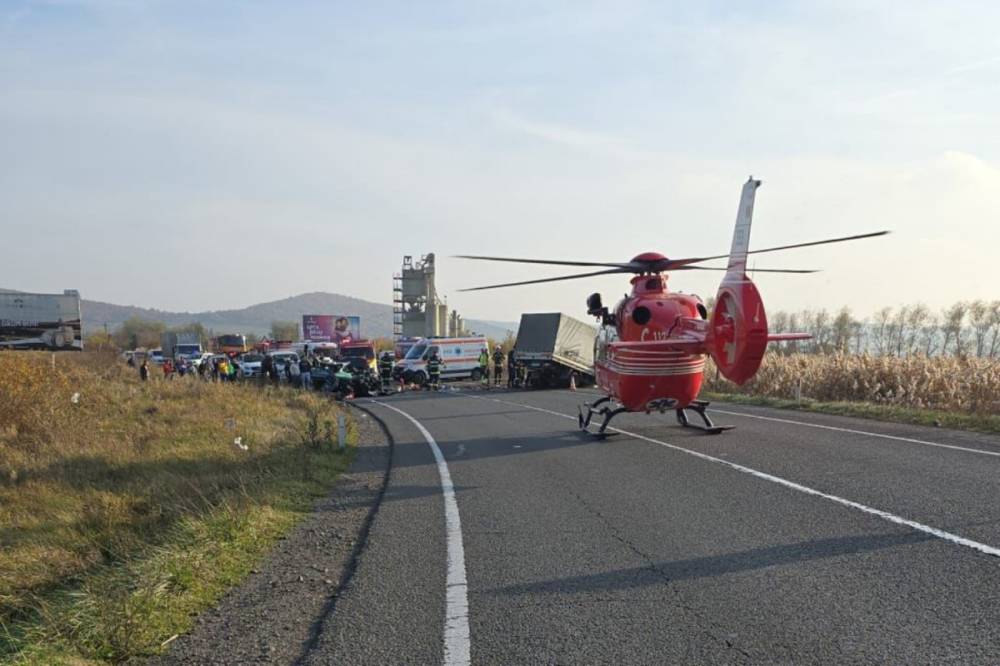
[712,408,1000,458]
[472,395,1000,559]
[372,401,471,666]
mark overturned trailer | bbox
[514,312,595,388]
[0,290,82,351]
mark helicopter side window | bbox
[632,306,652,325]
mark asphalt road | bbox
[316,387,1000,665]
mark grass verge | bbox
[0,352,356,664]
[703,391,1000,434]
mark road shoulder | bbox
[145,406,392,665]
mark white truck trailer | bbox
[0,290,82,350]
[513,313,595,388]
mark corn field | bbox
[704,353,1000,415]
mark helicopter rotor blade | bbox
[664,230,889,269]
[672,266,819,274]
[454,255,632,269]
[458,268,628,292]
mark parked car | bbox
[148,348,165,365]
[238,353,264,378]
[189,352,213,368]
[269,351,300,380]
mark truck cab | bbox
[339,340,377,372]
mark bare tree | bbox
[870,307,893,356]
[831,307,854,353]
[969,300,994,357]
[904,304,929,356]
[888,305,910,357]
[920,312,941,356]
[770,310,789,333]
[941,302,967,357]
[988,301,1000,358]
[786,312,801,354]
[851,318,867,354]
[769,310,790,355]
[811,309,831,353]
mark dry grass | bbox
[704,353,1000,422]
[706,353,1000,413]
[0,352,353,664]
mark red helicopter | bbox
[458,178,888,435]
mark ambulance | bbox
[395,336,489,385]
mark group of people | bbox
[476,345,523,389]
[133,353,243,383]
[270,354,318,389]
[131,352,320,387]
[133,345,529,393]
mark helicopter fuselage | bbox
[594,273,710,411]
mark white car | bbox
[180,351,212,368]
[238,353,264,378]
[148,348,165,365]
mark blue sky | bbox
[3,1,999,321]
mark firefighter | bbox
[378,351,394,394]
[492,345,505,387]
[427,350,443,391]
[477,347,490,387]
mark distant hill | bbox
[72,291,517,340]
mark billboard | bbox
[0,291,83,350]
[302,314,361,344]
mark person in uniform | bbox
[427,350,444,391]
[492,345,505,387]
[378,351,394,394]
[478,347,490,387]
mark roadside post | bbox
[338,414,346,451]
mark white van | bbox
[396,337,488,384]
[294,340,339,360]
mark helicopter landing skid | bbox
[578,396,628,439]
[675,400,734,435]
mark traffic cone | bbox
[569,374,577,391]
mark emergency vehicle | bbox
[395,336,489,385]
